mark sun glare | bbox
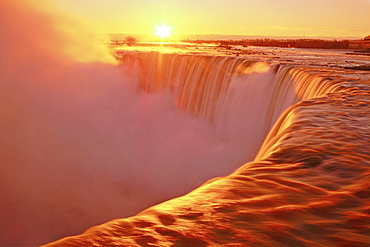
[155,24,171,39]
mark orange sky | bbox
[52,0,369,39]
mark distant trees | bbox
[182,38,351,49]
[125,36,137,46]
[109,36,138,46]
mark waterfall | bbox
[118,52,345,161]
[46,52,370,246]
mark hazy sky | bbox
[51,0,369,38]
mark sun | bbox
[155,24,171,39]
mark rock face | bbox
[45,85,370,246]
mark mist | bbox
[0,1,250,245]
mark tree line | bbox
[182,38,351,49]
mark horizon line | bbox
[108,33,367,41]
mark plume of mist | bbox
[0,1,248,245]
[0,0,116,66]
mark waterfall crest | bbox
[118,52,345,161]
